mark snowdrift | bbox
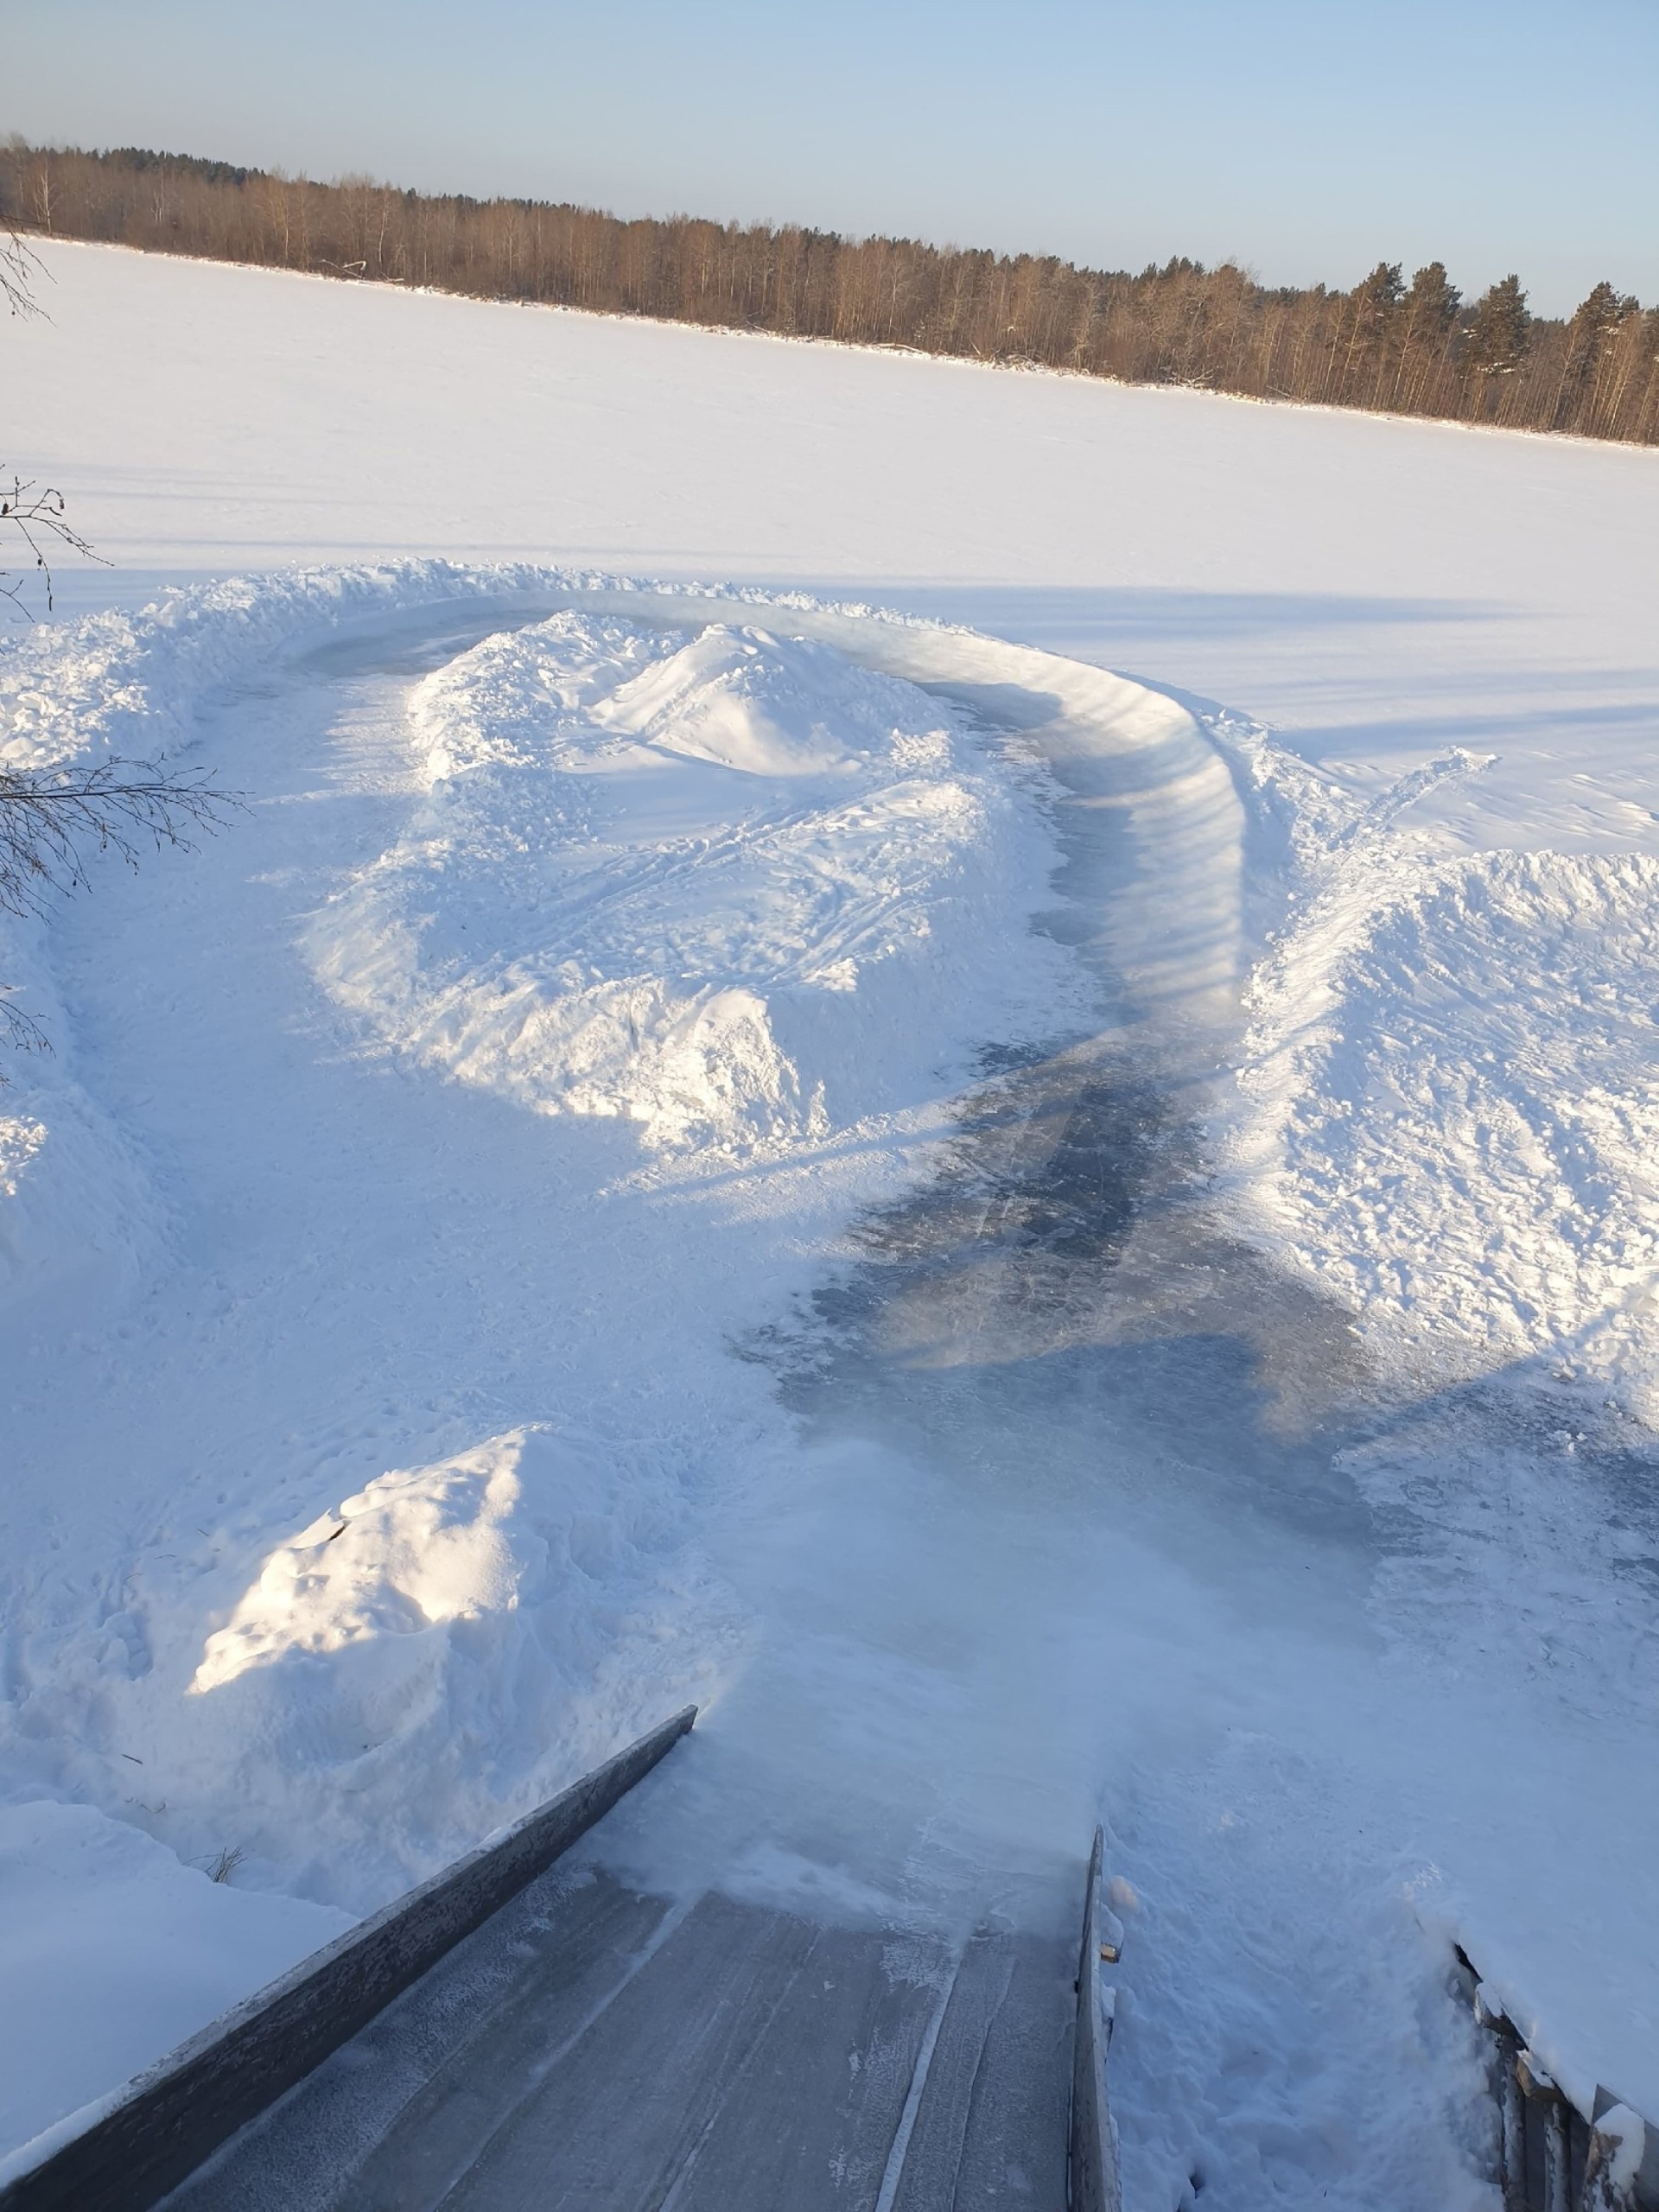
[312,610,1043,1154]
[1216,716,1659,1418]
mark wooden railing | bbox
[1069,1825,1123,2212]
[1455,1947,1658,2212]
[0,1707,696,2212]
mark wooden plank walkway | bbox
[161,1861,1073,2211]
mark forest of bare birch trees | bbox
[6,140,1656,447]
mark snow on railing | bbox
[1070,1825,1125,2212]
[1452,1947,1659,2212]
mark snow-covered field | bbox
[3,241,1659,2206]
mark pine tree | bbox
[1565,280,1637,371]
[1404,261,1461,335]
[1389,264,1461,409]
[1352,260,1405,330]
[1342,261,1405,402]
[1554,280,1641,430]
[1465,274,1531,377]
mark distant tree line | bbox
[5,139,1656,446]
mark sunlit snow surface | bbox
[0,563,1654,2206]
[312,613,1033,1153]
[2,245,1658,2206]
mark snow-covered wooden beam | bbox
[0,1707,697,2212]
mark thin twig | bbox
[0,758,245,1065]
[0,758,243,920]
[1,229,46,321]
[2,469,111,617]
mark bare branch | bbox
[1,227,46,321]
[0,757,244,1072]
[0,987,48,1059]
[0,757,244,923]
[1,468,111,619]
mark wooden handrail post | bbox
[1068,1826,1123,2212]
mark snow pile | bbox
[1219,722,1659,1407]
[593,622,882,775]
[169,1428,706,1873]
[0,610,157,1321]
[0,1113,44,1194]
[0,562,465,776]
[194,1429,606,1694]
[0,1801,349,2160]
[311,612,1033,1154]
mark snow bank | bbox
[0,1076,160,1329]
[1109,1743,1496,2212]
[1218,718,1659,1412]
[0,1800,349,2159]
[164,1427,705,1889]
[192,1434,534,1695]
[0,563,538,1322]
[310,611,1033,1154]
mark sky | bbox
[8,0,1658,317]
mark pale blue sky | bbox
[10,0,1657,315]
